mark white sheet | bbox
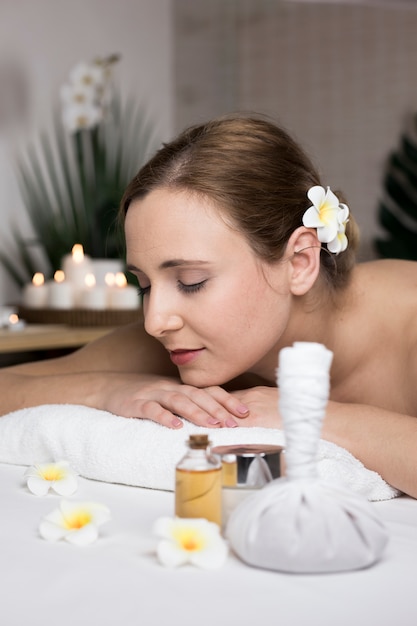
[0,404,399,500]
[1,462,417,626]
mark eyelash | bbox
[137,280,207,298]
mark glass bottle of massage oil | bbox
[175,434,222,526]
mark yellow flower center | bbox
[40,465,66,482]
[174,528,206,552]
[76,115,89,128]
[63,510,93,530]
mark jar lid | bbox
[211,444,284,488]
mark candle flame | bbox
[72,244,84,264]
[105,272,115,287]
[54,270,65,283]
[84,273,96,288]
[32,272,45,287]
[115,272,127,288]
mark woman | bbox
[2,115,417,496]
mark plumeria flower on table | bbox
[24,461,78,496]
[153,517,228,570]
[39,500,111,546]
[302,185,350,255]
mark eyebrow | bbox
[126,259,210,273]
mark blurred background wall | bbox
[174,0,417,262]
[1,0,416,305]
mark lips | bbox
[169,348,205,366]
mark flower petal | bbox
[39,518,68,542]
[189,539,228,570]
[52,474,78,496]
[60,500,111,527]
[65,524,99,546]
[316,222,338,244]
[307,185,327,208]
[156,540,190,568]
[27,475,51,496]
[322,186,340,209]
[302,205,323,229]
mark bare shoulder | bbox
[355,259,417,286]
[9,320,177,377]
[355,259,417,333]
[356,258,417,286]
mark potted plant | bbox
[0,54,158,288]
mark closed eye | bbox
[137,280,207,298]
[177,280,207,294]
[137,285,150,298]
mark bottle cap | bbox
[212,444,284,488]
[188,434,210,449]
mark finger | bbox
[203,386,250,418]
[129,399,184,429]
[168,388,239,427]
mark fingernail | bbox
[237,404,249,415]
[207,417,221,425]
[225,418,238,428]
[172,417,183,428]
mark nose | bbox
[143,289,184,337]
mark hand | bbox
[231,386,282,429]
[103,374,250,429]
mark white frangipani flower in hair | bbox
[39,500,111,546]
[153,517,228,569]
[302,185,350,255]
[24,461,78,496]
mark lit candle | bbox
[90,258,124,286]
[108,272,140,310]
[7,313,26,332]
[62,244,93,291]
[48,270,75,309]
[0,306,15,328]
[79,273,108,310]
[22,273,49,309]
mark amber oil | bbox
[175,434,222,526]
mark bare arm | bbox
[231,386,417,498]
[0,322,248,428]
[322,401,417,498]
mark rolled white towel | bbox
[0,402,399,500]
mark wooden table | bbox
[0,324,115,354]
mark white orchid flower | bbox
[60,82,97,108]
[62,101,103,132]
[153,517,228,569]
[302,185,350,254]
[69,61,106,91]
[24,461,78,496]
[39,500,111,546]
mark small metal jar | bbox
[211,444,285,526]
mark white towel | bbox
[0,403,399,500]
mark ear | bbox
[285,227,321,296]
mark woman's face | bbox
[125,188,293,386]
